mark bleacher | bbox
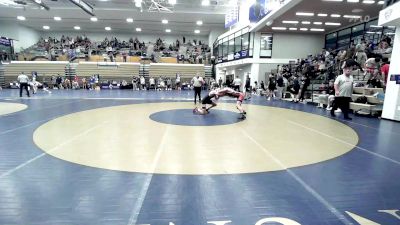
[76,62,140,81]
[2,61,209,87]
[350,87,384,115]
[149,63,205,82]
[3,61,68,85]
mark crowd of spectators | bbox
[18,35,211,64]
[247,35,393,104]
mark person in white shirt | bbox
[191,73,204,104]
[140,75,146,90]
[149,77,155,90]
[233,75,241,92]
[175,73,181,90]
[331,59,355,120]
[17,72,30,97]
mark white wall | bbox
[41,31,209,45]
[272,33,324,59]
[0,22,40,52]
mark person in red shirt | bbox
[381,58,390,85]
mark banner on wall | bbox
[0,37,12,46]
[225,3,239,28]
[249,0,286,22]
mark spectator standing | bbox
[245,75,251,99]
[267,74,276,101]
[17,72,30,97]
[331,60,354,120]
[276,74,284,99]
[380,58,390,86]
[175,73,181,90]
[233,75,241,92]
[218,77,223,88]
[140,75,146,90]
[192,73,204,104]
[260,80,265,91]
[149,77,155,90]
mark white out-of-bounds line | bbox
[240,128,355,225]
[0,118,51,135]
[288,120,400,166]
[0,100,85,135]
[0,121,109,179]
[127,126,170,225]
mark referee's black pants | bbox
[194,86,202,104]
[331,96,351,118]
[19,83,30,97]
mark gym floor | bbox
[0,89,399,225]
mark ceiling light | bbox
[166,29,171,32]
[310,28,325,31]
[136,28,142,32]
[196,20,203,25]
[168,0,176,4]
[54,16,61,21]
[377,0,384,4]
[134,0,142,7]
[366,31,376,34]
[43,25,50,30]
[289,28,298,30]
[282,20,299,24]
[162,19,168,24]
[343,15,362,18]
[34,0,41,3]
[302,21,311,24]
[323,0,343,1]
[202,0,210,6]
[325,22,341,26]
[74,26,80,30]
[388,26,396,28]
[331,14,341,17]
[296,12,314,16]
[17,16,26,21]
[127,18,134,23]
[90,17,97,22]
[105,27,111,31]
[362,0,375,3]
[300,28,308,31]
[370,25,382,28]
[272,27,287,30]
[318,13,328,17]
[347,0,359,2]
[313,22,323,25]
[194,29,200,33]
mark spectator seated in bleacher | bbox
[317,81,335,110]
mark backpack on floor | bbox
[355,96,367,104]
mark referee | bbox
[17,72,30,97]
[191,73,204,104]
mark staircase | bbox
[0,65,5,88]
[139,63,150,81]
[204,65,212,79]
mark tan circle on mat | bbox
[0,102,27,115]
[33,102,358,175]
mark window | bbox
[260,33,273,58]
[351,24,365,44]
[228,34,235,60]
[325,32,337,50]
[222,37,228,60]
[337,28,351,49]
[234,31,242,53]
[242,32,250,51]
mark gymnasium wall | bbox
[0,21,41,53]
[271,33,324,59]
[41,31,209,45]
